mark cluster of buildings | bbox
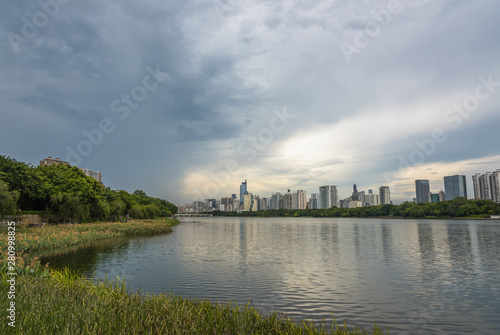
[177,180,392,213]
[179,169,500,214]
[415,171,500,204]
[39,156,103,183]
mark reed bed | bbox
[0,268,387,335]
[0,219,388,334]
[0,219,178,255]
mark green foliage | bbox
[1,273,387,335]
[0,155,177,222]
[213,198,500,219]
[0,178,19,216]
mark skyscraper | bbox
[415,180,430,203]
[444,175,468,201]
[319,186,330,209]
[379,186,391,205]
[319,185,338,209]
[284,189,293,209]
[309,193,318,209]
[239,180,247,205]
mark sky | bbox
[1,0,500,205]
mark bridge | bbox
[175,214,213,217]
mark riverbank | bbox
[0,269,386,334]
[0,219,387,334]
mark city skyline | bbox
[1,1,500,205]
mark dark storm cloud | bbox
[1,0,500,203]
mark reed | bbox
[0,268,387,335]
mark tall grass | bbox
[0,219,178,255]
[0,219,388,334]
[0,269,387,334]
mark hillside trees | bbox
[0,155,177,222]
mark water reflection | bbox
[42,218,500,334]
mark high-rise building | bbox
[439,190,446,202]
[430,193,440,203]
[319,186,330,209]
[296,190,307,209]
[319,185,338,209]
[284,189,293,210]
[444,175,468,201]
[415,180,430,203]
[473,170,500,203]
[379,186,391,205]
[270,192,283,209]
[309,193,318,209]
[329,186,339,208]
[492,170,500,203]
[365,193,380,206]
[243,192,254,211]
[239,180,247,205]
[81,168,103,183]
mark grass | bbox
[0,219,388,334]
[0,268,387,334]
[0,219,178,255]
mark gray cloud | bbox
[1,0,499,204]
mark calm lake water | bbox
[42,217,500,334]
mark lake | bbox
[42,217,500,334]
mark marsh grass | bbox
[0,268,387,334]
[0,219,388,334]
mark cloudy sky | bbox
[1,0,500,204]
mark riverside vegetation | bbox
[0,219,388,334]
[0,155,177,222]
[213,197,500,219]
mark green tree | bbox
[0,179,19,217]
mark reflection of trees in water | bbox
[40,238,132,274]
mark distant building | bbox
[309,193,319,209]
[284,189,293,210]
[270,192,283,209]
[295,190,307,209]
[39,156,70,166]
[243,192,255,211]
[319,185,338,209]
[439,190,446,202]
[415,180,430,203]
[349,200,363,208]
[365,193,380,206]
[81,168,103,183]
[473,170,500,203]
[430,193,440,203]
[379,186,391,205]
[444,175,467,201]
[239,180,248,206]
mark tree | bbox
[133,190,147,197]
[0,179,19,217]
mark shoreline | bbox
[0,218,387,334]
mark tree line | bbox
[0,155,177,222]
[212,197,500,219]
